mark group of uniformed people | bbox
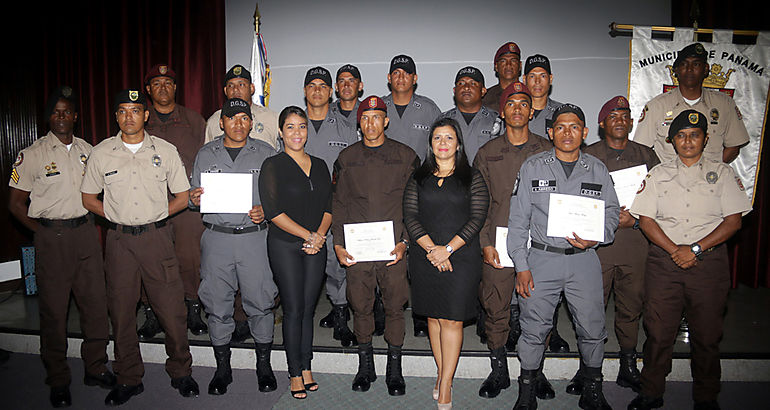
[7,40,752,410]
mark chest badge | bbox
[710,108,719,124]
[256,122,264,133]
[152,154,162,167]
[45,162,60,177]
[706,171,718,184]
[79,153,88,165]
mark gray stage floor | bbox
[0,284,768,357]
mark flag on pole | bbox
[250,4,271,107]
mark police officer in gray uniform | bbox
[440,66,502,163]
[190,98,279,395]
[330,64,363,130]
[303,66,360,346]
[383,54,442,161]
[508,104,619,410]
[524,55,562,139]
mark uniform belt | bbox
[39,216,89,228]
[203,221,268,234]
[107,220,167,235]
[531,241,587,255]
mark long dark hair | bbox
[414,117,472,187]
[278,105,308,129]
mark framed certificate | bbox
[546,193,605,242]
[200,173,252,214]
[343,221,396,263]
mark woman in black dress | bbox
[403,117,488,408]
[258,106,331,400]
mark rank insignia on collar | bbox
[152,154,162,167]
[706,171,718,184]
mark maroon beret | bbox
[494,42,521,63]
[357,95,387,123]
[144,64,176,85]
[499,81,531,113]
[597,95,630,124]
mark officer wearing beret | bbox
[303,66,359,347]
[331,64,364,129]
[9,86,115,407]
[482,42,522,112]
[440,66,502,163]
[474,82,552,400]
[383,54,442,162]
[524,54,563,139]
[141,63,209,339]
[579,96,659,395]
[190,98,279,395]
[628,110,751,410]
[508,104,619,410]
[205,64,280,150]
[634,43,749,164]
[332,96,419,395]
[81,89,199,405]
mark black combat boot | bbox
[255,343,277,392]
[385,344,406,396]
[617,348,642,392]
[513,369,539,409]
[628,394,664,410]
[373,289,385,336]
[137,303,162,340]
[578,367,611,410]
[566,360,586,395]
[230,320,250,344]
[351,342,376,392]
[208,344,232,395]
[535,368,555,400]
[505,304,522,351]
[319,306,335,328]
[332,304,357,347]
[186,299,208,336]
[478,346,510,398]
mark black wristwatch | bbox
[399,238,409,249]
[690,243,703,259]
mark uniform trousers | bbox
[105,224,192,385]
[518,248,607,370]
[346,260,408,346]
[198,228,277,346]
[324,233,348,305]
[480,264,517,350]
[641,244,729,402]
[35,221,110,387]
[598,228,648,351]
[267,236,325,377]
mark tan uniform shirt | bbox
[81,131,190,225]
[629,156,751,245]
[634,87,749,163]
[204,103,279,150]
[473,132,551,248]
[9,132,91,219]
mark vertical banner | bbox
[628,28,770,201]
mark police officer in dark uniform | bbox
[482,42,522,112]
[508,104,619,410]
[332,96,419,396]
[628,110,751,410]
[81,90,199,405]
[9,86,115,408]
[303,66,359,347]
[474,82,552,399]
[190,98,279,395]
[141,64,208,338]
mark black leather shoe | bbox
[627,394,664,410]
[413,315,428,337]
[105,383,144,406]
[319,307,335,328]
[84,370,117,389]
[535,370,555,400]
[186,299,208,336]
[171,375,199,398]
[566,369,585,395]
[694,401,720,410]
[231,320,251,344]
[50,386,72,408]
[137,304,162,340]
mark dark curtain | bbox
[673,0,770,287]
[38,0,226,146]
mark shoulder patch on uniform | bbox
[735,176,745,191]
[491,118,502,135]
[735,106,743,120]
[13,152,23,167]
[512,175,519,196]
[637,179,646,194]
[639,106,647,122]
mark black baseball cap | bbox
[552,103,585,125]
[390,55,416,75]
[455,66,485,87]
[221,98,252,119]
[524,54,551,75]
[336,64,361,81]
[304,66,332,86]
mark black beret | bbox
[673,43,708,69]
[667,109,707,142]
[45,86,79,117]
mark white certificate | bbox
[609,164,648,209]
[546,193,605,243]
[344,221,396,263]
[200,173,252,214]
[495,227,515,268]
